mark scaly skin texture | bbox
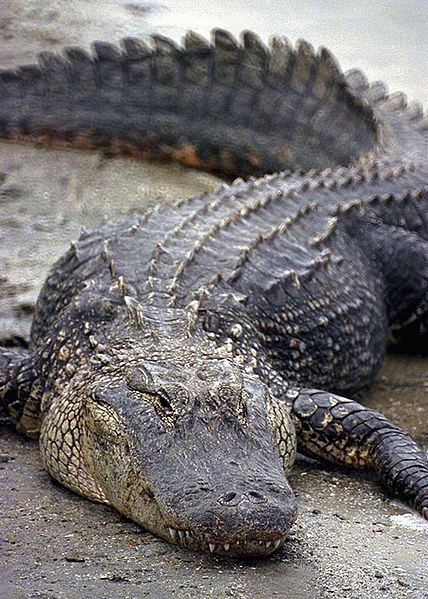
[1,29,428,557]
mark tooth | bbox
[273,539,282,550]
[178,530,185,542]
[209,543,216,553]
[265,541,272,549]
[223,544,230,551]
[185,531,191,538]
[169,528,177,541]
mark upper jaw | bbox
[164,524,292,557]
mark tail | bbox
[0,29,378,178]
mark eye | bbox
[126,368,176,426]
[218,383,248,425]
[153,388,175,417]
[135,388,176,427]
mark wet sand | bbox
[1,2,428,598]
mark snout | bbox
[162,479,298,557]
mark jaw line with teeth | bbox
[167,526,285,554]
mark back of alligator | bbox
[0,29,381,177]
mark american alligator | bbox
[1,29,428,558]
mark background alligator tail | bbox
[0,29,382,177]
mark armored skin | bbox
[1,29,428,557]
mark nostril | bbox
[217,491,249,507]
[217,491,238,505]
[246,491,267,504]
[224,492,237,502]
[217,490,268,506]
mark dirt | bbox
[1,2,428,598]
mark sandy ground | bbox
[1,1,428,598]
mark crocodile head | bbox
[51,343,298,557]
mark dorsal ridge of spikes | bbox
[124,295,145,328]
[226,201,320,285]
[165,187,308,304]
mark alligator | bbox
[1,29,428,558]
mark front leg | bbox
[284,388,428,518]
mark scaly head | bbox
[40,335,297,557]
